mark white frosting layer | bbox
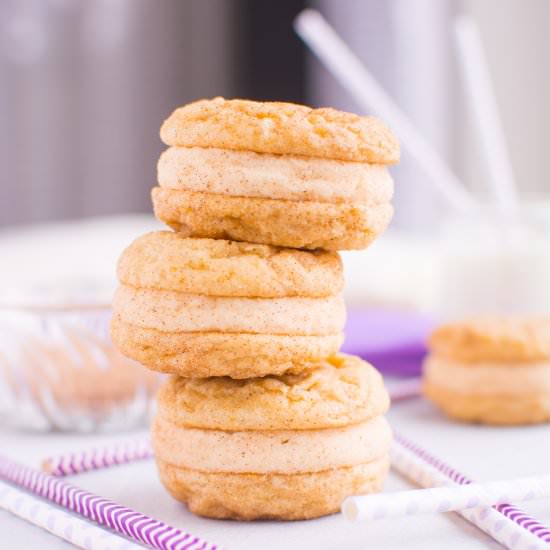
[424,356,550,394]
[114,285,345,336]
[153,415,392,474]
[157,146,394,204]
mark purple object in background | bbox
[342,309,435,377]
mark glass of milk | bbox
[436,197,550,318]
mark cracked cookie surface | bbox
[160,97,399,164]
[155,354,389,429]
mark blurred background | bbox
[2,0,549,230]
[0,0,549,311]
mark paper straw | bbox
[294,9,477,214]
[0,453,221,550]
[343,473,550,521]
[453,15,518,216]
[43,439,154,477]
[387,378,422,402]
[0,481,139,550]
[378,434,550,548]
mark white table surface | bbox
[1,396,549,550]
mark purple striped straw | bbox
[43,439,154,477]
[395,433,550,544]
[0,453,220,550]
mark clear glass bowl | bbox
[0,289,162,432]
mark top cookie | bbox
[117,231,343,298]
[160,97,399,164]
[429,317,550,363]
[156,354,390,431]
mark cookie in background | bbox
[423,317,550,425]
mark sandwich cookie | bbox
[111,231,345,378]
[423,317,550,425]
[152,354,392,520]
[152,97,398,250]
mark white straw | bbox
[351,436,550,549]
[343,473,550,521]
[294,9,476,214]
[453,15,519,216]
[0,481,139,550]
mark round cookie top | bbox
[155,354,390,430]
[160,97,399,164]
[429,317,550,363]
[117,231,343,298]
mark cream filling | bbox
[153,415,392,474]
[424,356,550,394]
[157,146,394,204]
[114,285,345,335]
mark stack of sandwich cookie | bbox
[111,97,400,520]
[423,317,550,425]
